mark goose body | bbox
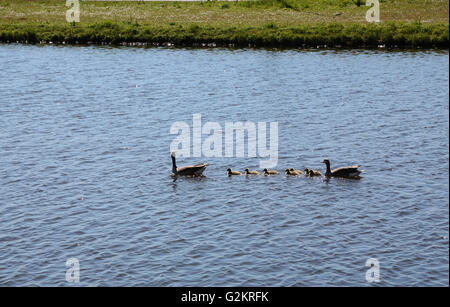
[263,169,278,176]
[304,168,322,177]
[289,168,303,175]
[245,168,259,175]
[171,152,208,177]
[227,168,242,176]
[321,159,362,178]
[285,168,302,176]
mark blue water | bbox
[0,44,448,286]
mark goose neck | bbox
[171,155,178,175]
[325,162,331,176]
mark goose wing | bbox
[331,165,361,177]
[177,164,208,176]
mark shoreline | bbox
[3,41,449,54]
[1,22,448,49]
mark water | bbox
[0,44,448,286]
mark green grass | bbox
[0,0,448,48]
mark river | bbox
[0,44,448,286]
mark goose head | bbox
[321,159,330,166]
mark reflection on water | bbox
[0,45,448,286]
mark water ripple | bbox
[0,45,448,286]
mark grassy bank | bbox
[0,0,448,48]
[1,21,448,48]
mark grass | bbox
[0,0,448,48]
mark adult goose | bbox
[321,159,362,178]
[171,152,208,177]
[227,168,242,176]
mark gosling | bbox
[285,168,302,176]
[245,168,259,175]
[289,168,303,175]
[304,168,322,177]
[227,168,242,176]
[263,168,278,176]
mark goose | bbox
[171,152,208,177]
[263,168,278,176]
[304,168,322,177]
[289,168,303,175]
[245,168,259,175]
[321,159,362,178]
[285,168,301,176]
[227,168,242,176]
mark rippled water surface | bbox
[0,45,448,286]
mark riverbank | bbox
[0,0,448,48]
[1,22,448,48]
